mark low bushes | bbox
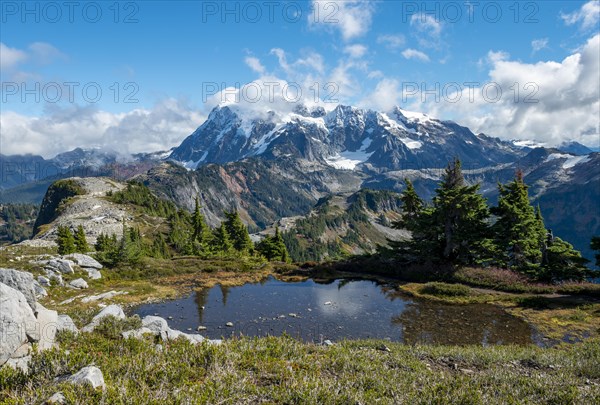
[420,282,472,297]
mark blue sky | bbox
[1,1,599,156]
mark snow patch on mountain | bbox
[325,137,373,170]
[545,153,591,169]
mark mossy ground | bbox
[1,327,599,404]
[399,282,600,342]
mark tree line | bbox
[57,185,289,267]
[391,158,595,282]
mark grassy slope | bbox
[1,328,599,404]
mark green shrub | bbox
[420,282,472,297]
[93,315,143,340]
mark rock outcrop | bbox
[67,366,106,390]
[81,305,126,333]
[0,268,37,311]
[0,283,37,366]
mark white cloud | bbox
[244,56,266,74]
[421,35,600,147]
[410,13,443,48]
[28,42,66,64]
[401,48,430,62]
[308,1,376,41]
[0,43,27,69]
[377,34,406,50]
[0,99,205,158]
[531,38,549,53]
[410,13,442,36]
[561,1,600,31]
[344,44,368,58]
[359,78,401,111]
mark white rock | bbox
[69,278,89,289]
[82,305,125,332]
[45,270,64,287]
[33,281,48,298]
[48,260,75,274]
[57,314,79,334]
[38,276,51,286]
[122,327,154,339]
[84,268,102,280]
[81,290,126,303]
[63,253,103,269]
[0,283,38,365]
[226,322,234,327]
[35,303,58,352]
[4,355,31,373]
[141,316,170,334]
[46,392,66,404]
[0,268,37,311]
[67,366,106,390]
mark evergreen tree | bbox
[591,236,600,267]
[74,224,89,253]
[56,225,76,255]
[256,227,290,262]
[150,234,171,259]
[542,237,589,282]
[212,222,233,254]
[192,198,212,252]
[431,159,493,265]
[394,178,423,230]
[491,171,545,273]
[168,209,194,255]
[224,211,254,253]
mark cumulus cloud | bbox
[377,34,406,50]
[561,1,600,31]
[344,44,368,58]
[410,13,443,48]
[0,99,205,158]
[531,38,549,53]
[420,35,600,147]
[28,42,66,64]
[244,56,266,74]
[358,78,401,111]
[0,43,27,69]
[401,48,430,62]
[308,0,376,41]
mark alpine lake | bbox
[134,276,542,346]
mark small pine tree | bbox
[257,227,290,262]
[213,222,233,254]
[492,171,545,274]
[192,198,212,249]
[56,225,76,255]
[393,178,423,230]
[224,211,254,253]
[591,236,600,267]
[74,225,89,253]
[542,237,590,282]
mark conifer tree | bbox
[543,237,589,282]
[56,225,76,255]
[591,236,600,267]
[224,211,254,253]
[74,225,89,253]
[257,226,290,262]
[192,197,211,248]
[492,171,544,273]
[431,159,493,264]
[213,222,233,254]
[394,178,423,230]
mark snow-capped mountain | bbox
[169,104,525,171]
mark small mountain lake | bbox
[134,277,538,345]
